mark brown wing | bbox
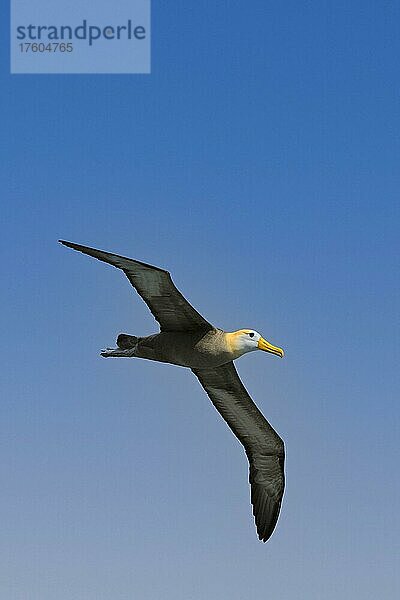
[59,241,213,333]
[192,362,285,542]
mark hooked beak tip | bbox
[258,337,284,358]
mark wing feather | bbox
[59,241,213,333]
[192,362,285,542]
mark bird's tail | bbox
[116,334,138,349]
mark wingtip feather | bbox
[59,239,77,249]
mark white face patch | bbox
[230,330,262,355]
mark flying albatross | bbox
[60,240,285,542]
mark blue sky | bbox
[2,1,399,598]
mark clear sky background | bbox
[2,2,399,599]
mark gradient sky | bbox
[2,2,399,599]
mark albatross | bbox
[60,240,285,542]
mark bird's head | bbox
[228,329,284,359]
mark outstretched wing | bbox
[59,241,213,333]
[192,362,285,542]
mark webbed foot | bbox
[100,346,136,358]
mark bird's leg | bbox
[100,346,136,358]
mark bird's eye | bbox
[248,332,254,338]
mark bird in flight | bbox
[60,240,285,542]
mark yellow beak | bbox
[258,337,284,358]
